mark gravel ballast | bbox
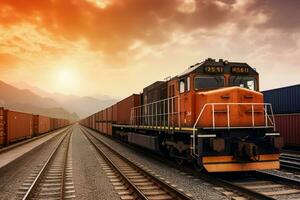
[72,125,119,200]
[0,129,67,200]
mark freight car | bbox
[274,114,300,149]
[262,84,300,148]
[0,107,70,147]
[0,108,33,146]
[81,58,283,172]
[33,115,51,136]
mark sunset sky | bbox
[0,0,299,99]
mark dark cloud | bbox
[247,0,300,30]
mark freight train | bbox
[0,107,70,147]
[81,58,283,172]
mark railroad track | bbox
[18,128,75,200]
[280,152,300,171]
[81,127,194,200]
[211,170,300,200]
[80,126,300,200]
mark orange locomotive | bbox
[127,58,282,172]
[83,58,283,172]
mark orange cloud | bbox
[0,0,233,55]
[0,53,20,69]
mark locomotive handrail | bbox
[191,102,276,157]
[130,95,181,131]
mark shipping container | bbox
[107,122,112,135]
[0,108,6,146]
[50,118,55,131]
[89,116,92,129]
[262,84,300,114]
[103,109,107,122]
[107,106,113,122]
[112,104,117,122]
[100,122,104,133]
[92,114,96,130]
[117,94,141,124]
[275,113,300,148]
[99,110,103,121]
[103,122,107,134]
[7,110,33,144]
[33,115,51,135]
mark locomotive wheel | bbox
[175,150,188,165]
[175,155,184,165]
[170,147,186,165]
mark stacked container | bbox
[262,84,300,148]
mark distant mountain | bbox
[0,80,79,121]
[60,96,115,118]
[10,81,117,118]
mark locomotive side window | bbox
[179,77,190,93]
[179,80,185,93]
[187,77,190,91]
[194,75,224,90]
[229,76,257,91]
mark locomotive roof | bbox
[178,58,258,77]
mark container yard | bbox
[0,1,300,200]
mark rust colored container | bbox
[107,122,112,135]
[103,109,107,122]
[112,104,117,122]
[107,106,113,122]
[117,94,141,124]
[103,122,107,134]
[95,112,99,122]
[0,107,6,146]
[33,115,51,135]
[100,122,103,133]
[96,121,99,132]
[91,114,95,130]
[7,110,33,143]
[93,114,96,130]
[275,114,300,147]
[50,118,54,130]
[99,110,103,121]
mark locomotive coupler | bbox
[234,140,258,161]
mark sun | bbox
[55,68,78,93]
[58,69,74,84]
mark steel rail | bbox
[60,127,72,199]
[81,127,193,200]
[253,170,300,187]
[22,128,71,200]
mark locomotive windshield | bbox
[194,75,224,90]
[229,76,257,91]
